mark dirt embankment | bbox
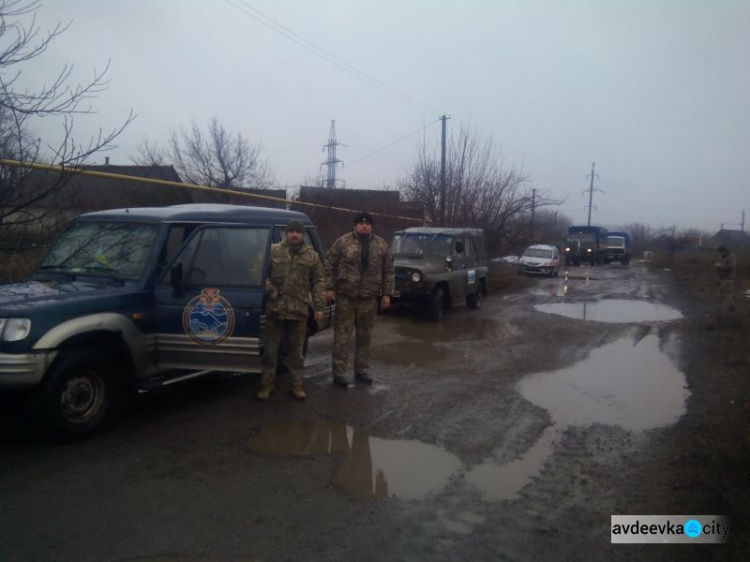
[649,250,749,559]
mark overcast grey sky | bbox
[20,0,750,232]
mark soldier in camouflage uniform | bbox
[714,245,736,313]
[259,219,325,400]
[325,211,395,387]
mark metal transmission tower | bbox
[584,162,603,226]
[322,120,345,188]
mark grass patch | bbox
[488,262,535,293]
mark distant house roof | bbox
[706,229,750,248]
[20,164,288,211]
[299,185,399,211]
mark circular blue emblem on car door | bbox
[182,288,236,345]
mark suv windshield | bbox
[391,233,454,257]
[523,248,554,259]
[38,221,159,281]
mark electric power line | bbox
[346,119,439,168]
[225,0,439,115]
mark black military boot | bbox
[333,376,350,388]
[354,372,373,384]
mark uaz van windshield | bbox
[391,233,454,257]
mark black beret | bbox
[353,211,374,225]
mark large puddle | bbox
[247,421,461,499]
[467,333,688,500]
[249,334,688,502]
[535,299,682,323]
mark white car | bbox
[517,244,561,277]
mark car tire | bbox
[467,288,482,309]
[29,348,117,441]
[428,288,444,321]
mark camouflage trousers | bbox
[332,295,378,377]
[262,318,307,386]
[720,279,735,312]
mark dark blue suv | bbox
[0,204,329,438]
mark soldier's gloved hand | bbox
[314,311,324,323]
[326,290,336,304]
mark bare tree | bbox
[0,0,133,253]
[134,117,275,201]
[399,125,560,254]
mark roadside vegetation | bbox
[649,247,749,554]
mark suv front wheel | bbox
[466,286,483,309]
[29,348,118,440]
[428,288,444,321]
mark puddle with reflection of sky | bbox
[535,299,682,323]
[466,334,689,500]
[247,420,461,500]
[249,335,688,502]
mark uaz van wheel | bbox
[467,289,482,309]
[29,349,117,440]
[428,288,444,321]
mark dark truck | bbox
[563,225,608,266]
[390,227,488,321]
[605,231,633,265]
[0,204,329,439]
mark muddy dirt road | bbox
[0,264,737,561]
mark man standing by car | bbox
[325,211,395,387]
[259,220,325,401]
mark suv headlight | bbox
[1,318,32,342]
[411,272,422,283]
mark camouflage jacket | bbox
[325,232,395,299]
[265,241,325,321]
[716,253,736,280]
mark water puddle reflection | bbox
[247,421,461,499]
[249,334,688,502]
[519,334,688,430]
[535,299,682,323]
[466,428,557,501]
[468,334,688,500]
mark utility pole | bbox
[583,162,602,226]
[530,188,536,239]
[439,115,450,225]
[322,120,344,188]
[741,209,746,231]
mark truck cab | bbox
[605,231,632,265]
[564,225,608,266]
[0,204,328,438]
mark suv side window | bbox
[165,226,271,287]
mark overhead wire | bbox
[346,119,439,167]
[225,0,439,115]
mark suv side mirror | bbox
[170,263,184,298]
[455,241,465,254]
